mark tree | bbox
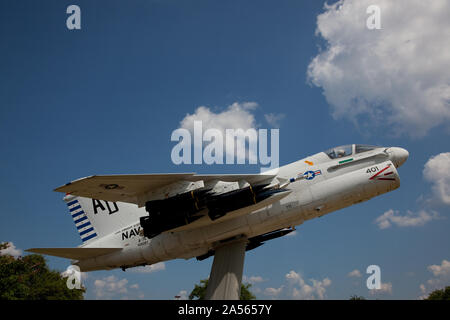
[0,242,85,300]
[425,286,450,300]
[240,282,256,300]
[189,279,256,300]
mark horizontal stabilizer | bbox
[26,247,122,260]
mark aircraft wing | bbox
[54,173,276,206]
[54,173,196,205]
[26,248,122,260]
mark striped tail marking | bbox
[66,199,98,242]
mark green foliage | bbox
[0,242,85,300]
[189,279,209,300]
[349,295,366,300]
[425,286,450,300]
[189,278,256,300]
[240,282,256,300]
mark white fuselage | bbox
[76,146,405,271]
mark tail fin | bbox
[64,194,146,244]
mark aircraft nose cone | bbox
[388,147,409,168]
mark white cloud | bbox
[418,284,428,300]
[419,259,450,298]
[178,102,259,163]
[264,113,285,128]
[262,270,331,300]
[375,209,439,229]
[307,0,450,137]
[291,278,331,300]
[420,284,426,294]
[347,269,362,278]
[130,262,166,273]
[264,286,284,297]
[285,270,303,285]
[243,275,266,284]
[369,282,393,296]
[180,102,258,134]
[427,259,450,277]
[93,275,143,300]
[94,276,128,299]
[375,153,448,231]
[423,152,450,205]
[0,242,22,258]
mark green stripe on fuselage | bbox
[339,158,353,164]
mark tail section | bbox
[64,194,146,244]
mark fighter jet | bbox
[27,144,408,298]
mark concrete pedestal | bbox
[205,238,247,300]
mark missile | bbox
[245,242,264,251]
[245,228,294,252]
[248,228,293,243]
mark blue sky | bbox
[1,0,449,299]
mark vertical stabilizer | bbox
[64,194,146,244]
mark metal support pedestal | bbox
[205,237,247,300]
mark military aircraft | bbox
[27,144,408,298]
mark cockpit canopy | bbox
[324,144,378,159]
[325,145,352,159]
[355,144,377,154]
